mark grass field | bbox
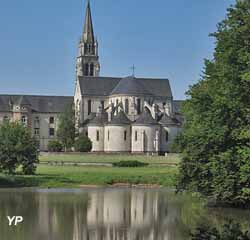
[40,153,181,165]
[0,154,180,188]
[0,165,178,188]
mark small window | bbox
[96,130,99,141]
[165,130,169,142]
[34,128,40,135]
[21,116,27,124]
[49,128,55,137]
[49,117,54,124]
[108,130,110,141]
[124,131,127,141]
[135,131,138,142]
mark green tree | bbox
[0,121,39,175]
[74,134,92,152]
[48,140,63,152]
[176,0,250,206]
[57,103,75,151]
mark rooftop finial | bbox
[130,65,136,77]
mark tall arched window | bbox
[137,99,141,114]
[124,131,127,141]
[135,131,138,142]
[88,100,92,115]
[96,130,99,141]
[84,63,89,76]
[125,99,129,114]
[165,130,169,142]
[90,63,94,76]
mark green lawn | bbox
[40,153,180,165]
[0,164,178,188]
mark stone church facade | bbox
[0,1,183,153]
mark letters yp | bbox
[7,216,23,226]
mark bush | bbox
[48,140,63,152]
[0,121,39,175]
[113,160,149,168]
[191,221,250,240]
[74,135,92,152]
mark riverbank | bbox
[0,164,178,188]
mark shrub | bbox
[48,140,63,152]
[74,135,92,152]
[191,221,250,240]
[113,160,149,168]
[0,121,39,175]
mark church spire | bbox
[76,0,100,77]
[83,0,95,43]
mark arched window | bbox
[135,131,138,142]
[88,100,92,115]
[137,99,141,114]
[84,63,89,76]
[125,99,129,114]
[165,130,169,142]
[96,130,99,141]
[124,131,127,141]
[116,99,119,114]
[90,63,94,76]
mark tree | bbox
[74,134,92,152]
[176,0,250,207]
[48,140,63,152]
[0,121,39,175]
[57,103,76,151]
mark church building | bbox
[0,1,183,153]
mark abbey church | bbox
[0,1,183,153]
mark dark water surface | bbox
[0,188,249,240]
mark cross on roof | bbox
[130,65,136,77]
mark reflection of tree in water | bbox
[0,189,249,240]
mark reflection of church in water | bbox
[37,189,184,240]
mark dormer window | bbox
[21,116,27,125]
[34,117,40,126]
[49,117,54,124]
[3,116,9,122]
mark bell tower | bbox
[76,1,100,77]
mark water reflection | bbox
[0,188,249,240]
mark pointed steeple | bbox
[83,0,95,43]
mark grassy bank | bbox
[40,153,180,165]
[0,165,178,188]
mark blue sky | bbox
[0,0,235,100]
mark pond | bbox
[0,188,249,240]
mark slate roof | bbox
[88,112,108,126]
[108,111,131,125]
[78,76,173,98]
[133,108,159,125]
[159,113,181,126]
[111,76,152,96]
[0,95,73,113]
